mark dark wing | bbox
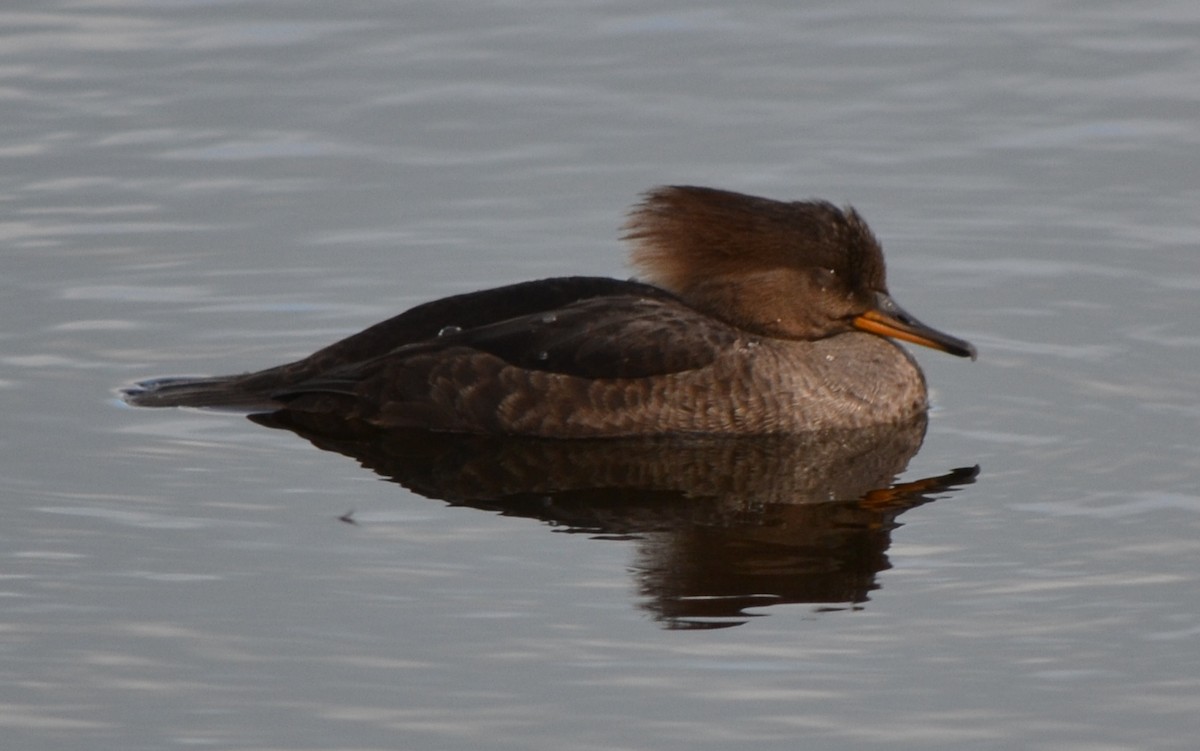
[298,276,675,370]
[444,295,735,378]
[278,294,739,399]
[128,278,722,416]
[238,276,677,391]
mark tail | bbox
[122,375,283,411]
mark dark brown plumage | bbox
[124,186,974,436]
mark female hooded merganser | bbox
[125,186,975,436]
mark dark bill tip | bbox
[853,292,976,360]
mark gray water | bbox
[4,1,1200,749]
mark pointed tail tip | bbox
[121,375,280,411]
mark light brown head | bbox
[624,186,975,359]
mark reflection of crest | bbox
[252,411,977,630]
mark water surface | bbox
[3,1,1199,749]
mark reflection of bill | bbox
[633,464,978,629]
[252,411,978,630]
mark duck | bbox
[124,186,975,437]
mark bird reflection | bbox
[250,411,976,629]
